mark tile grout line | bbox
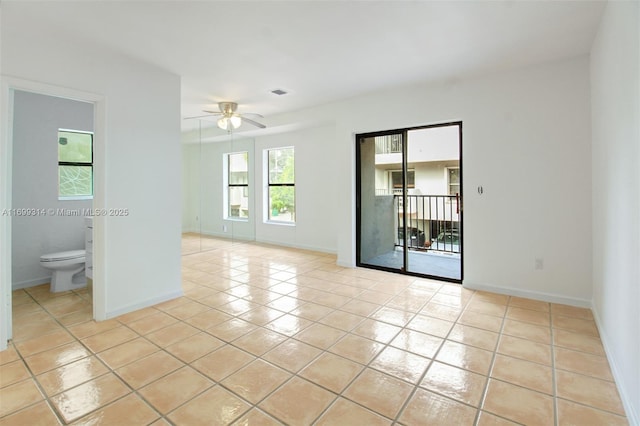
[143,257,358,424]
[327,280,443,425]
[179,276,479,424]
[40,288,175,424]
[12,287,98,425]
[220,274,399,424]
[10,282,596,424]
[194,272,425,424]
[390,285,476,425]
[473,296,521,426]
[5,241,626,425]
[196,259,392,424]
[8,289,69,426]
[108,318,190,426]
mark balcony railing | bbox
[375,135,402,154]
[395,194,460,254]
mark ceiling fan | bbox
[194,102,266,131]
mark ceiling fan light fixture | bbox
[230,115,242,128]
[195,101,264,130]
[217,115,242,131]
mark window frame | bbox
[224,151,249,221]
[389,169,415,195]
[446,166,460,196]
[58,128,94,201]
[265,146,295,224]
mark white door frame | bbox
[0,76,106,351]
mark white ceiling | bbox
[5,1,606,128]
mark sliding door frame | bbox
[355,121,463,283]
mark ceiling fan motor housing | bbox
[219,102,238,115]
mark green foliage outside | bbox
[59,166,92,197]
[58,130,93,197]
[269,148,295,216]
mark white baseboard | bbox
[201,230,228,238]
[12,276,51,290]
[462,281,591,308]
[254,237,336,256]
[592,308,639,426]
[181,231,338,255]
[337,259,355,268]
[104,289,184,320]
[182,231,255,243]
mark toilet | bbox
[39,250,86,292]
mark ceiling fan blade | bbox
[242,117,266,129]
[184,114,220,120]
[202,110,223,115]
[240,112,264,119]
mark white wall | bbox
[255,125,339,253]
[412,161,459,196]
[261,56,592,305]
[347,59,592,307]
[375,126,459,165]
[182,125,338,252]
[182,136,256,241]
[182,143,200,233]
[12,91,93,289]
[1,3,182,320]
[590,1,639,424]
[409,125,460,163]
[179,55,593,307]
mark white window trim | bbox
[445,166,460,198]
[264,146,296,225]
[223,151,249,221]
[59,195,93,201]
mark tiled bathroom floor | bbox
[0,237,629,425]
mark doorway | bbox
[0,78,105,351]
[356,122,462,282]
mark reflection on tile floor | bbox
[364,248,461,280]
[0,235,629,425]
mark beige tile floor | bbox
[0,236,629,425]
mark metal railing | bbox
[375,135,402,154]
[375,188,403,196]
[395,194,460,253]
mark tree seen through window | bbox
[58,130,93,198]
[268,147,295,222]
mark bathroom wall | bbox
[11,90,93,289]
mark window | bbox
[447,167,460,195]
[58,129,93,199]
[267,147,295,223]
[389,169,415,195]
[226,152,249,219]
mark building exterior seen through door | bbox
[356,122,462,282]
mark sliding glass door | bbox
[356,123,462,282]
[357,132,406,273]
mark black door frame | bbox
[355,121,463,283]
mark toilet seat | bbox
[40,250,85,262]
